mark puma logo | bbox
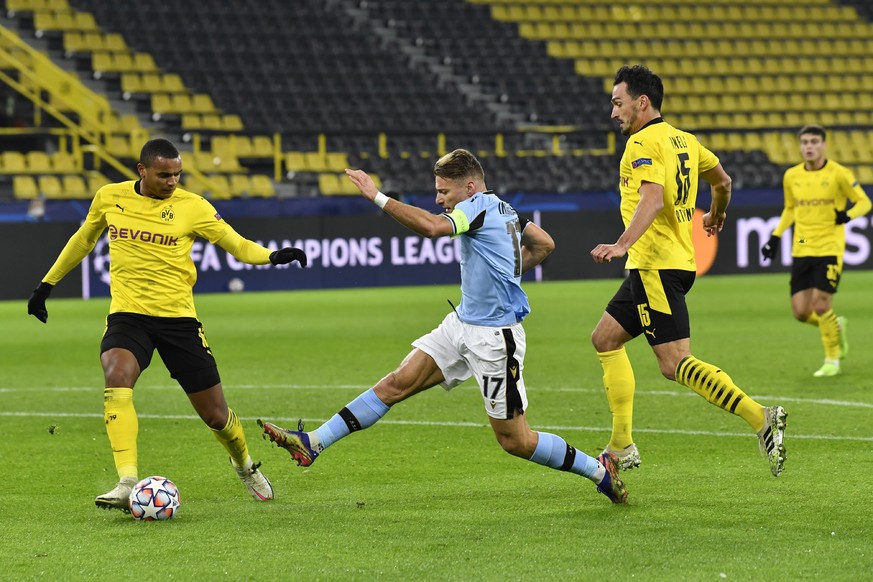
[644,328,656,338]
[633,140,643,146]
[115,204,125,212]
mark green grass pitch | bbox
[2,272,871,579]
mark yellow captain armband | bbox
[447,208,469,236]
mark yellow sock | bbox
[805,312,820,326]
[103,388,138,480]
[818,309,840,360]
[212,408,249,467]
[675,356,765,432]
[598,347,636,450]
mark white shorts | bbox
[412,312,528,420]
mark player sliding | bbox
[260,149,628,504]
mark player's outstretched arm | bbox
[216,229,307,267]
[27,282,53,323]
[345,168,453,239]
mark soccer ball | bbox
[128,476,180,521]
[227,277,245,292]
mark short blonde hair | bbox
[433,149,484,182]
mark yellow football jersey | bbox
[45,181,236,318]
[618,118,719,270]
[775,160,871,257]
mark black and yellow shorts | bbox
[605,269,696,346]
[790,256,841,295]
[100,312,220,393]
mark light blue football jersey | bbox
[444,191,530,326]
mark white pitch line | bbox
[2,410,872,442]
[3,384,873,410]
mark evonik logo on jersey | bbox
[108,224,179,246]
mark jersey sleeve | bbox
[842,166,873,219]
[215,227,272,264]
[43,189,109,284]
[627,139,666,187]
[698,141,719,173]
[189,195,233,243]
[772,169,796,237]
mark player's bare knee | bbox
[495,429,536,459]
[374,372,406,405]
[591,329,619,353]
[496,433,525,457]
[793,308,811,322]
[103,367,136,388]
[199,407,228,430]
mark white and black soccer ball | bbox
[128,476,180,521]
[227,277,245,293]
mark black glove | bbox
[835,209,850,225]
[27,282,54,323]
[269,247,307,267]
[761,234,780,261]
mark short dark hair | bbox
[798,124,826,141]
[434,148,484,182]
[139,138,180,167]
[614,65,664,111]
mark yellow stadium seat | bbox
[13,175,38,199]
[318,173,343,195]
[233,135,254,158]
[303,152,329,172]
[855,165,873,184]
[221,114,244,131]
[171,93,193,113]
[161,73,185,92]
[180,113,202,129]
[91,51,111,73]
[204,174,231,199]
[120,73,143,93]
[285,151,306,172]
[132,53,157,72]
[325,152,349,171]
[250,174,276,197]
[87,172,111,193]
[191,94,216,113]
[52,151,77,172]
[199,113,223,130]
[251,136,274,158]
[62,175,88,198]
[151,93,172,114]
[73,12,97,31]
[2,151,26,173]
[112,52,135,73]
[183,173,206,194]
[38,175,63,198]
[26,151,52,173]
[229,174,252,196]
[104,33,127,52]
